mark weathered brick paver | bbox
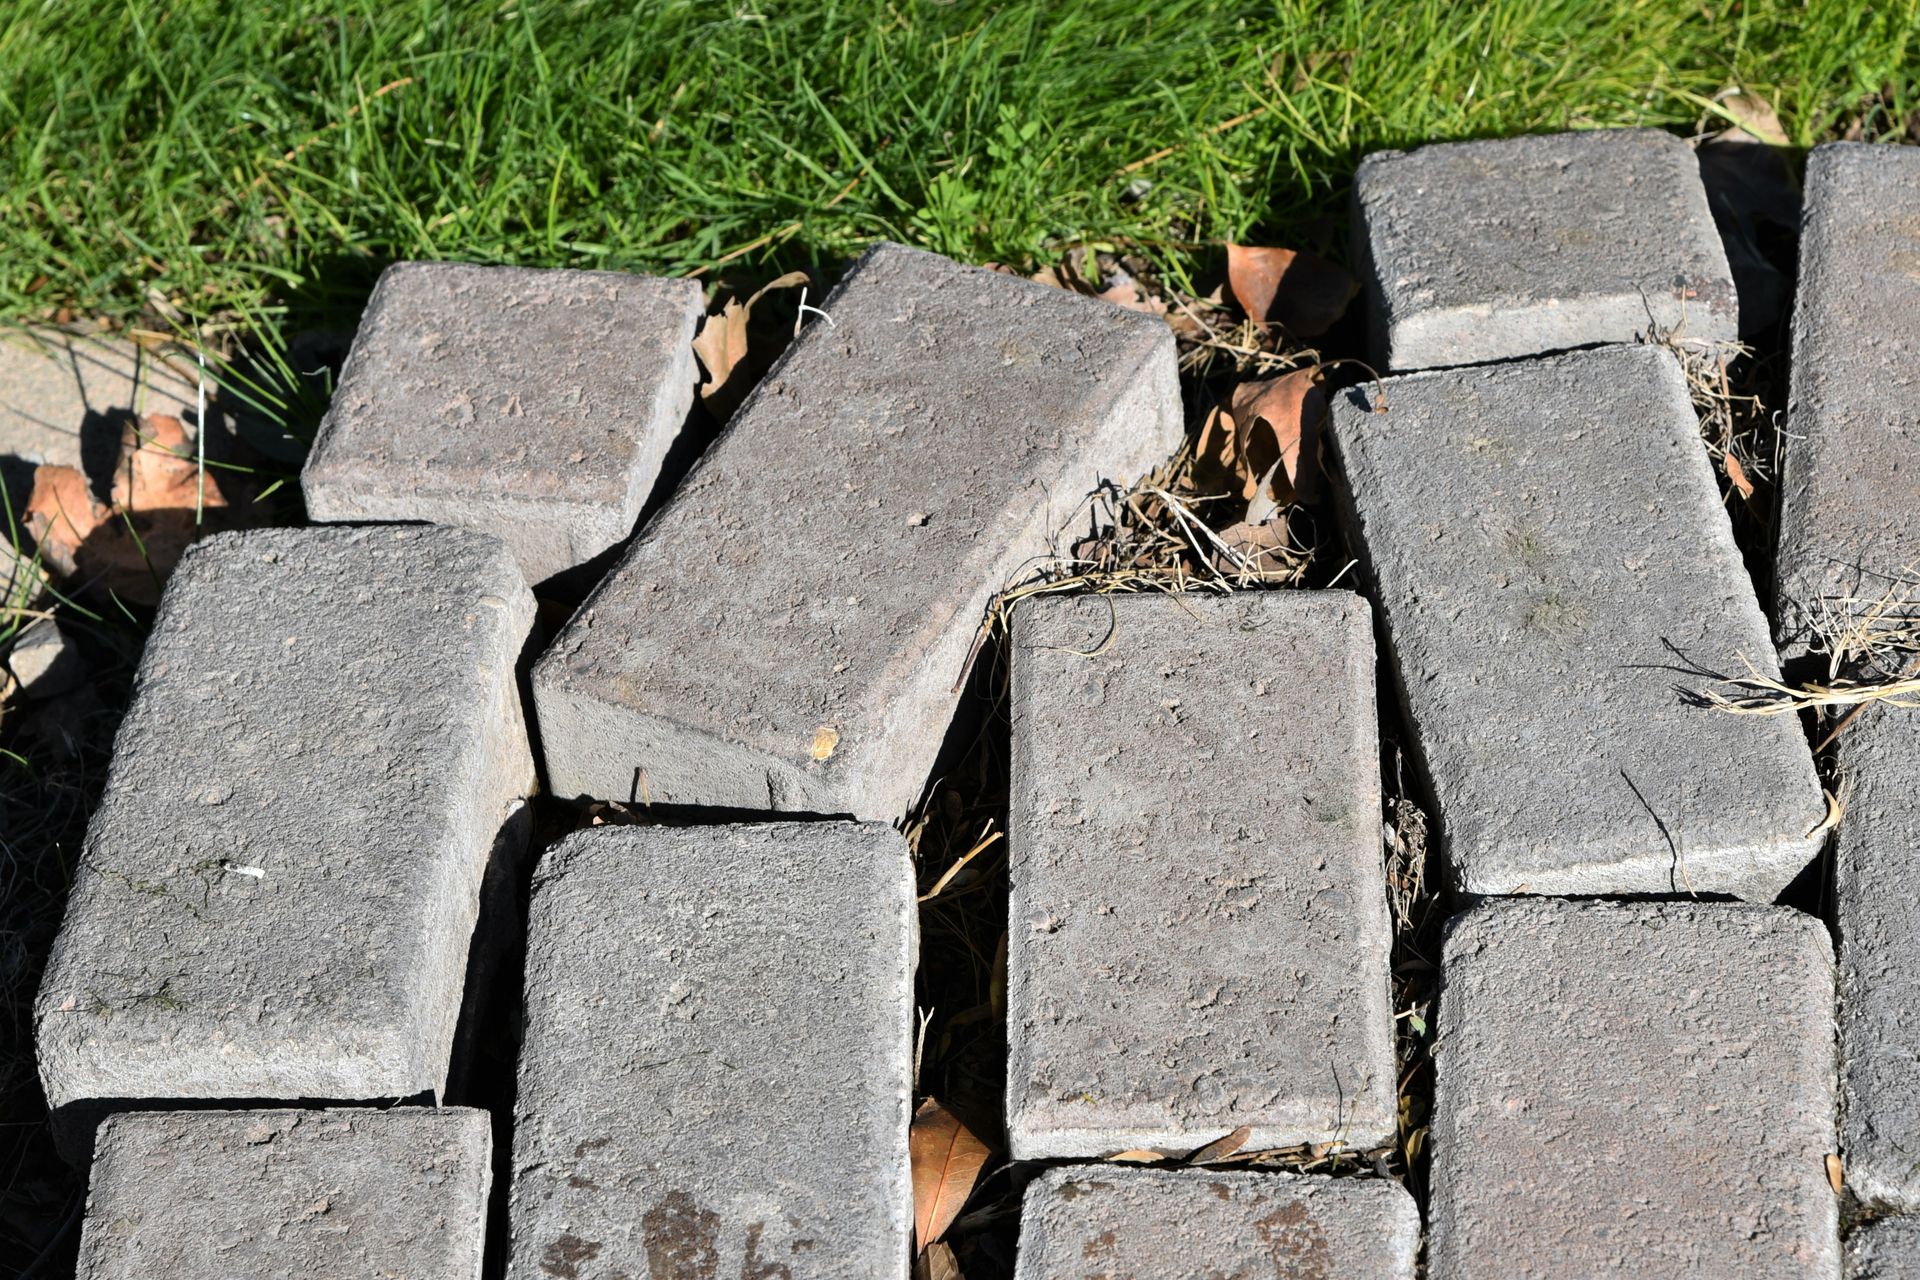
[532,242,1182,820]
[302,261,705,585]
[0,326,206,469]
[35,526,535,1129]
[1014,1167,1419,1280]
[75,1108,491,1280]
[1836,708,1920,1210]
[508,822,915,1279]
[1329,343,1825,899]
[1430,899,1838,1280]
[1846,1217,1920,1279]
[1774,143,1920,658]
[1005,592,1395,1159]
[1352,128,1737,370]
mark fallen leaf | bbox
[691,271,809,414]
[1213,520,1302,580]
[1225,244,1357,336]
[914,1241,964,1280]
[23,465,109,578]
[1186,1125,1252,1164]
[1106,1149,1167,1163]
[1200,367,1325,508]
[1711,88,1789,147]
[1725,452,1755,500]
[909,1098,990,1251]
[1827,1152,1844,1194]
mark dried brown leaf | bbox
[1712,88,1789,147]
[1213,519,1300,579]
[24,465,108,578]
[1106,1149,1168,1163]
[1827,1152,1844,1193]
[1185,1125,1252,1164]
[1224,367,1326,505]
[1225,244,1356,336]
[914,1241,964,1280]
[910,1098,990,1251]
[691,271,809,412]
[1725,452,1755,500]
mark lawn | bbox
[0,0,1913,334]
[1,2,1918,1276]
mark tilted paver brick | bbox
[1774,143,1920,659]
[303,261,704,585]
[1847,1217,1920,1279]
[1351,128,1737,370]
[1430,899,1838,1280]
[1329,343,1825,898]
[35,526,535,1131]
[75,1107,491,1280]
[1005,592,1395,1159]
[1836,707,1920,1210]
[531,241,1182,821]
[1013,1167,1419,1280]
[507,822,915,1279]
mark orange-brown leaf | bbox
[914,1241,964,1280]
[1725,452,1755,500]
[1226,366,1326,506]
[1225,244,1357,337]
[910,1098,990,1251]
[24,465,108,577]
[1185,1124,1252,1165]
[691,271,809,414]
[1106,1149,1167,1163]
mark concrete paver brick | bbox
[1329,342,1825,899]
[1005,591,1396,1159]
[531,241,1182,821]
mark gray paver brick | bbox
[302,261,704,585]
[1013,1166,1419,1280]
[1005,591,1395,1160]
[75,1107,491,1280]
[1329,342,1825,899]
[1847,1217,1920,1279]
[508,822,915,1279]
[35,526,535,1124]
[1775,143,1920,659]
[1430,898,1838,1280]
[1836,707,1920,1210]
[1352,128,1737,370]
[531,241,1182,821]
[0,326,206,470]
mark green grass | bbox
[1,0,1916,333]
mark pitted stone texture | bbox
[1005,592,1394,1159]
[1775,144,1920,659]
[1329,343,1824,899]
[532,241,1182,821]
[1848,1217,1920,1279]
[508,822,915,1280]
[1430,899,1838,1280]
[35,526,535,1117]
[302,261,704,585]
[1836,707,1920,1210]
[75,1108,491,1280]
[1352,128,1737,370]
[1013,1167,1418,1280]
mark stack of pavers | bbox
[29,129,1919,1278]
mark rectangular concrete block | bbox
[508,821,916,1279]
[1836,708,1920,1210]
[35,526,535,1123]
[75,1107,491,1279]
[1352,128,1737,370]
[1775,143,1920,659]
[302,261,705,585]
[1847,1217,1920,1279]
[532,241,1183,821]
[1430,899,1838,1280]
[1013,1167,1419,1279]
[1005,591,1395,1160]
[1329,343,1825,899]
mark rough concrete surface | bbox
[1329,343,1825,899]
[532,241,1183,821]
[1848,1217,1920,1280]
[508,822,916,1280]
[1430,898,1838,1280]
[7,616,83,699]
[1013,1166,1419,1280]
[1775,143,1920,659]
[1352,128,1738,370]
[302,261,704,585]
[75,1107,491,1280]
[1005,592,1395,1159]
[0,325,206,471]
[35,526,535,1124]
[1835,706,1920,1210]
